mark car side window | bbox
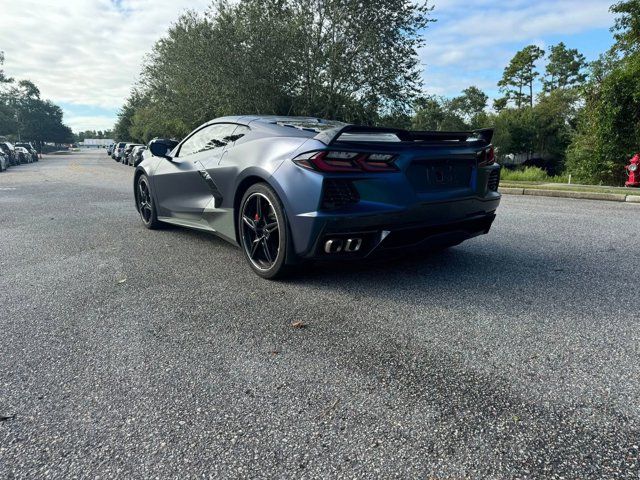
[178,124,239,157]
[224,125,250,147]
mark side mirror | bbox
[149,141,172,159]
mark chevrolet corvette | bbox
[135,116,501,278]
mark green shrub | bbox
[500,166,569,183]
[566,52,640,185]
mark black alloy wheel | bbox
[136,175,160,229]
[239,184,290,279]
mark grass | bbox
[500,182,637,195]
[498,167,640,195]
[499,166,569,183]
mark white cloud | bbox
[0,0,615,129]
[64,115,118,132]
[0,0,210,129]
[421,0,614,97]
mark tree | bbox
[129,103,188,142]
[412,95,445,130]
[0,53,16,134]
[0,53,73,145]
[610,0,640,54]
[498,45,545,108]
[125,0,434,139]
[529,89,578,172]
[563,0,640,185]
[493,97,508,113]
[543,43,587,92]
[411,87,490,132]
[566,52,640,184]
[113,90,150,141]
[0,51,13,85]
[0,76,72,146]
[492,108,535,160]
[17,80,41,100]
[18,99,74,146]
[412,95,468,131]
[589,51,621,88]
[458,86,488,116]
[283,0,435,122]
[448,86,488,127]
[490,88,579,173]
[74,130,114,142]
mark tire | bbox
[135,174,160,229]
[238,183,292,279]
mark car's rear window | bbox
[276,119,346,133]
[338,132,402,143]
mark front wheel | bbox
[238,183,291,279]
[136,174,160,229]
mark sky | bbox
[0,0,616,133]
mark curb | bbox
[499,187,525,195]
[499,187,640,204]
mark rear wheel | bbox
[239,183,291,279]
[136,174,160,229]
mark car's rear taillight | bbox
[293,151,398,173]
[478,146,495,167]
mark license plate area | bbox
[407,158,473,192]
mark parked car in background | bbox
[106,143,115,156]
[15,143,38,162]
[0,151,8,171]
[131,146,147,166]
[123,143,144,165]
[112,142,126,161]
[14,146,33,164]
[0,142,18,166]
[135,116,501,278]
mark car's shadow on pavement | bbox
[162,224,583,294]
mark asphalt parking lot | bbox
[1,150,639,478]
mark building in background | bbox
[79,138,115,148]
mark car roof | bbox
[199,115,346,138]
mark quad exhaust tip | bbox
[324,238,362,254]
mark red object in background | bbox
[626,154,640,187]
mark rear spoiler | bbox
[315,125,494,146]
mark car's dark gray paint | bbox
[135,115,501,261]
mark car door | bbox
[186,123,240,209]
[191,124,251,237]
[152,123,238,222]
[152,125,222,221]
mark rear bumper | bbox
[271,157,502,261]
[311,212,496,260]
[291,195,500,260]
